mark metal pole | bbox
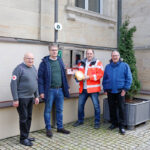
[54,0,58,43]
[52,0,58,128]
[117,0,122,49]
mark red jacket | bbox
[78,58,104,93]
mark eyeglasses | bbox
[112,55,119,57]
[50,49,58,51]
[25,58,34,60]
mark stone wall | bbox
[135,50,150,91]
[61,0,117,47]
[123,0,150,91]
[122,0,150,47]
[0,0,117,47]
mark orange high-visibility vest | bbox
[78,59,104,93]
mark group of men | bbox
[10,43,132,147]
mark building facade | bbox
[0,0,118,139]
[122,0,150,94]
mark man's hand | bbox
[85,75,90,80]
[13,100,19,107]
[35,97,39,105]
[40,93,44,99]
[121,90,126,96]
[83,75,89,80]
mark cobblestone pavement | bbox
[1,118,150,150]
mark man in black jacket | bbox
[38,43,70,138]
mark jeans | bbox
[17,98,33,141]
[44,88,64,130]
[78,89,100,125]
[107,92,125,128]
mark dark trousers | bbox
[17,98,33,141]
[107,92,125,128]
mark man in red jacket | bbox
[73,49,104,129]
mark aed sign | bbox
[54,23,62,31]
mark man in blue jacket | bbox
[102,50,132,135]
[38,43,70,138]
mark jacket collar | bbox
[42,55,60,63]
[81,57,97,65]
[110,59,122,67]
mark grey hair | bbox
[86,49,94,54]
[48,43,58,50]
[111,50,120,56]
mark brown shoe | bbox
[46,129,53,138]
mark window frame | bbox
[76,0,103,15]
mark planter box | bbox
[103,98,150,130]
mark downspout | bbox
[117,0,122,49]
[52,0,58,128]
[54,0,58,43]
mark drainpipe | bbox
[52,0,58,128]
[117,0,122,49]
[54,0,58,43]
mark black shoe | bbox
[94,124,100,129]
[108,124,117,130]
[20,139,33,146]
[46,129,53,138]
[28,137,35,141]
[57,128,70,134]
[73,121,84,127]
[119,128,126,135]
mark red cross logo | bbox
[12,75,17,80]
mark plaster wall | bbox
[122,0,150,47]
[135,50,150,91]
[0,0,117,47]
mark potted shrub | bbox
[103,19,150,130]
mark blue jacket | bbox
[38,56,70,100]
[102,60,132,93]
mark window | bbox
[75,0,103,14]
[75,0,85,9]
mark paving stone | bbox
[1,118,150,149]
